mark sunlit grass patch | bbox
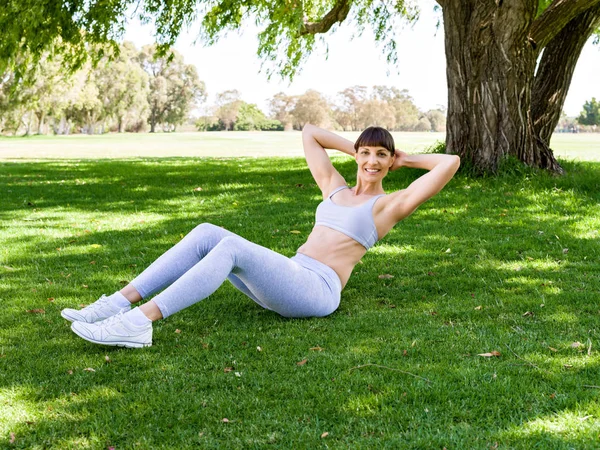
[0,157,599,447]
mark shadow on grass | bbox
[1,157,599,447]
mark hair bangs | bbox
[354,127,395,155]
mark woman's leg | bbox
[148,235,341,319]
[129,223,236,299]
[69,234,341,347]
[61,223,235,323]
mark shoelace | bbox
[83,294,110,312]
[96,311,124,329]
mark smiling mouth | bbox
[365,168,381,173]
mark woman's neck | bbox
[353,177,385,196]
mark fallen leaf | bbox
[478,351,501,357]
[256,346,262,352]
[105,355,111,363]
[309,346,324,351]
[82,285,89,289]
[297,359,308,366]
[522,311,534,317]
[235,372,241,377]
[47,297,55,302]
[175,329,181,334]
[445,248,451,253]
[83,367,95,372]
[403,350,408,356]
[289,230,301,234]
[549,393,556,399]
[430,311,438,316]
[474,305,482,310]
[378,274,394,279]
[563,364,573,369]
[571,341,583,348]
[222,418,229,423]
[2,265,16,271]
[548,347,558,352]
[26,309,45,314]
[89,261,96,265]
[193,187,203,191]
[224,367,234,373]
[9,433,15,444]
[67,370,73,375]
[320,432,329,438]
[562,248,569,254]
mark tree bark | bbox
[532,4,600,144]
[443,0,541,173]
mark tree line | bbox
[200,86,446,133]
[0,42,206,135]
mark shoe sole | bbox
[71,323,152,348]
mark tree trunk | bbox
[150,109,156,133]
[532,4,600,144]
[442,0,564,174]
[118,117,124,133]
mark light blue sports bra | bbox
[314,185,385,250]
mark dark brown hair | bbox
[354,126,395,156]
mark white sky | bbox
[124,0,599,117]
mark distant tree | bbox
[577,98,600,126]
[234,103,269,131]
[64,67,103,134]
[95,42,149,133]
[137,45,206,132]
[215,90,242,131]
[373,86,420,131]
[415,116,433,132]
[268,92,296,130]
[335,86,369,131]
[358,99,396,129]
[292,90,331,129]
[425,109,446,132]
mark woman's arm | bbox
[384,151,460,222]
[302,124,350,196]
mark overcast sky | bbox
[124,0,599,117]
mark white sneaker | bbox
[71,312,152,348]
[61,295,130,323]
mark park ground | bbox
[1,131,600,161]
[0,132,599,448]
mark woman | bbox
[61,124,460,347]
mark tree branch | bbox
[300,0,352,35]
[529,0,600,50]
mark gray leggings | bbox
[130,223,342,318]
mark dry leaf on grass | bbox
[297,359,308,366]
[571,341,583,348]
[222,418,229,423]
[378,274,394,279]
[478,351,501,357]
[83,367,95,372]
[9,433,15,444]
[320,432,329,438]
[474,305,482,310]
[309,346,324,351]
[26,309,45,314]
[289,230,301,234]
[224,367,234,373]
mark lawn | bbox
[1,131,598,161]
[0,151,599,448]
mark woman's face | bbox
[355,146,395,181]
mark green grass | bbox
[1,131,598,161]
[1,155,599,448]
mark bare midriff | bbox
[296,225,368,289]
